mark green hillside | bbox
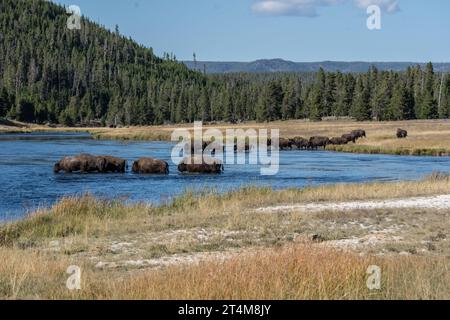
[0,0,449,126]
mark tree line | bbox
[1,0,449,126]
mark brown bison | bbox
[291,137,310,150]
[341,133,357,144]
[279,138,294,150]
[100,156,127,173]
[397,128,408,139]
[329,137,348,145]
[309,137,330,150]
[351,129,366,140]
[54,154,107,173]
[178,156,223,174]
[132,158,169,174]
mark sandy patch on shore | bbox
[256,194,450,213]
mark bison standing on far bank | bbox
[397,129,408,138]
[329,137,348,145]
[291,137,310,150]
[351,129,366,140]
[309,137,330,150]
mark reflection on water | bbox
[1,132,449,220]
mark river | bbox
[0,132,449,220]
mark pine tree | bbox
[438,74,450,119]
[281,81,297,120]
[351,78,371,121]
[15,98,35,123]
[256,81,283,122]
[371,73,391,121]
[386,83,407,120]
[309,86,323,122]
[0,88,10,118]
[418,62,438,119]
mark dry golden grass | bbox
[0,245,448,300]
[1,176,450,299]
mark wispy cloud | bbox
[354,0,400,13]
[251,0,400,17]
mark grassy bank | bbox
[1,244,448,300]
[3,119,450,157]
[2,174,450,246]
[1,175,450,299]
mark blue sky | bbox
[53,0,450,62]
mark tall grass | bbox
[0,195,151,247]
[0,245,448,299]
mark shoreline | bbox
[0,176,449,299]
[2,119,450,157]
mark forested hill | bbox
[184,59,450,74]
[0,0,206,126]
[0,0,449,126]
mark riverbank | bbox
[1,175,449,299]
[2,119,450,157]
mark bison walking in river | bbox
[279,138,294,150]
[397,129,408,138]
[101,155,127,173]
[132,158,169,174]
[178,156,223,174]
[291,137,310,150]
[54,154,107,173]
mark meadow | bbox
[0,175,449,299]
[4,119,450,156]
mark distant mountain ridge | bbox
[184,59,450,74]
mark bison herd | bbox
[54,153,223,175]
[278,129,367,151]
[53,128,408,175]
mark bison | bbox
[329,137,348,145]
[397,129,408,139]
[279,138,294,150]
[132,158,169,174]
[178,156,223,174]
[351,129,366,140]
[54,154,107,173]
[100,156,127,173]
[341,133,357,144]
[291,137,310,150]
[309,136,330,150]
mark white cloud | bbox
[354,0,400,13]
[251,0,342,17]
[251,0,400,17]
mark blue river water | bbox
[0,132,449,220]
